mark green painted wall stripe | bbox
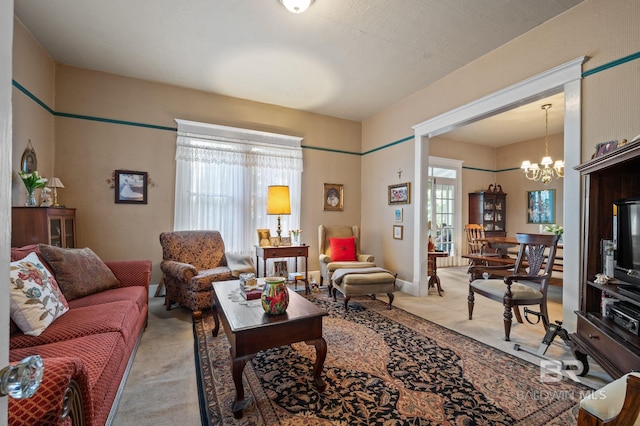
[13,49,640,156]
[582,51,640,78]
[300,145,360,155]
[461,166,519,173]
[54,111,177,131]
[362,135,414,155]
[12,80,54,114]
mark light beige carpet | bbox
[113,267,611,424]
[112,295,200,425]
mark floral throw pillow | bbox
[10,252,69,336]
[39,245,120,301]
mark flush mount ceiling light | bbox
[279,0,315,14]
[521,103,564,185]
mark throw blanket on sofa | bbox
[332,267,392,285]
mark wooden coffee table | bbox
[211,280,328,419]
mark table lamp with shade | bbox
[267,185,290,240]
[47,177,64,207]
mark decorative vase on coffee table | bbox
[261,277,289,315]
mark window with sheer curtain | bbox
[174,119,303,258]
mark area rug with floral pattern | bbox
[193,294,591,425]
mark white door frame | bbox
[410,57,585,332]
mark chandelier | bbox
[521,103,564,185]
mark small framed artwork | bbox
[394,207,403,223]
[20,141,37,173]
[593,140,618,158]
[388,182,411,205]
[280,237,291,246]
[526,189,555,224]
[269,237,280,247]
[257,229,271,247]
[323,183,344,211]
[274,261,288,277]
[115,170,148,204]
[393,225,404,240]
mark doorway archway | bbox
[411,56,586,332]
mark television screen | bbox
[615,198,640,285]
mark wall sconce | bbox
[0,355,43,399]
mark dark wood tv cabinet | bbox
[572,140,640,379]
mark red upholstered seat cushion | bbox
[9,300,139,350]
[10,332,126,426]
[330,237,357,261]
[68,286,148,313]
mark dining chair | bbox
[464,224,498,256]
[467,233,560,341]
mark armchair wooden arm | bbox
[578,373,640,425]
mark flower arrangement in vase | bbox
[19,171,47,207]
[289,229,302,245]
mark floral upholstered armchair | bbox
[159,230,255,320]
[318,225,376,287]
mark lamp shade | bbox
[267,185,291,215]
[47,177,64,188]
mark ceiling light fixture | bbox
[521,103,564,185]
[279,0,315,14]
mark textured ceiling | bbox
[15,0,583,126]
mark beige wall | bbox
[12,20,362,284]
[10,0,640,288]
[361,0,638,283]
[11,19,55,206]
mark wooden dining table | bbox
[479,236,519,258]
[470,235,564,285]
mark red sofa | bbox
[9,245,151,426]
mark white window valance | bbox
[175,119,303,171]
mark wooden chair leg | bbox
[192,309,203,322]
[513,306,523,323]
[386,292,394,310]
[503,302,513,341]
[343,295,351,311]
[467,289,475,320]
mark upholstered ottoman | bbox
[331,267,397,310]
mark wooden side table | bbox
[428,251,449,296]
[255,245,309,293]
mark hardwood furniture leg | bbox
[343,295,351,310]
[428,274,443,296]
[386,292,394,309]
[230,354,254,419]
[211,300,220,337]
[306,337,327,391]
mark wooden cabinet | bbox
[12,207,76,248]
[571,141,640,379]
[468,184,507,237]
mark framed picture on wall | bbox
[393,225,404,240]
[115,170,148,204]
[388,182,411,205]
[323,183,344,211]
[394,207,403,223]
[526,189,555,224]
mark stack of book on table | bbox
[239,274,263,300]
